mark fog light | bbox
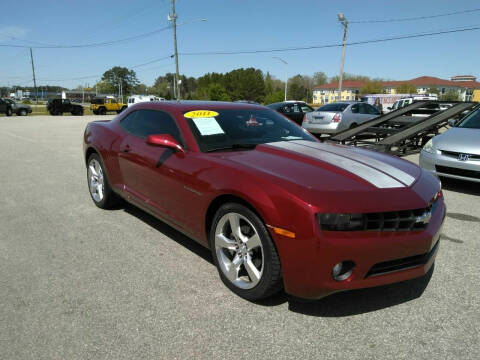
[332,261,355,281]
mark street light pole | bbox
[273,56,288,101]
[337,13,348,102]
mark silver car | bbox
[420,107,480,183]
[302,101,380,134]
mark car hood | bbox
[217,140,430,212]
[434,128,480,155]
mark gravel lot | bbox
[1,115,479,359]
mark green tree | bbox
[101,66,139,95]
[427,87,440,95]
[329,73,371,83]
[287,74,311,101]
[224,68,265,102]
[313,71,327,86]
[133,83,148,94]
[439,90,460,101]
[360,81,384,95]
[264,90,285,104]
[396,83,418,94]
[208,83,230,101]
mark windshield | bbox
[91,98,105,104]
[457,108,480,129]
[185,109,316,152]
[317,103,349,112]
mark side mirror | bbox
[447,119,457,127]
[146,134,185,153]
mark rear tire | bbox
[87,153,121,209]
[210,203,282,301]
[99,107,106,115]
[6,108,12,116]
[349,123,358,129]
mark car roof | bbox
[134,100,269,112]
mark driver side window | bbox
[120,109,183,145]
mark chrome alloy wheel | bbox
[214,213,264,289]
[88,159,104,202]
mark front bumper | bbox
[273,199,445,299]
[420,150,480,183]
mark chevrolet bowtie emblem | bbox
[458,153,470,161]
[415,211,432,225]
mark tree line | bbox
[1,67,461,103]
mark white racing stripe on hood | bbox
[269,142,405,188]
[294,141,415,186]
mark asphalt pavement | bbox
[0,115,479,359]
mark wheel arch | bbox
[205,194,266,244]
[85,146,99,166]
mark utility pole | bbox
[29,48,38,104]
[169,0,180,100]
[337,13,348,102]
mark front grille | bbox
[440,150,480,160]
[363,208,429,231]
[436,165,480,179]
[366,240,439,277]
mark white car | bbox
[127,95,165,107]
[387,95,438,112]
[302,101,380,134]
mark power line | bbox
[35,55,173,82]
[178,26,480,56]
[350,7,480,23]
[0,25,171,49]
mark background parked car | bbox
[266,101,315,125]
[4,98,32,116]
[91,97,127,114]
[302,101,380,134]
[0,98,32,116]
[47,98,84,116]
[127,95,164,107]
[420,106,480,183]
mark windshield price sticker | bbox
[184,110,219,119]
[192,117,225,136]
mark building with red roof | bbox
[312,75,480,105]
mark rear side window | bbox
[318,103,349,112]
[120,109,182,143]
[300,104,314,113]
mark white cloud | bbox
[0,26,29,41]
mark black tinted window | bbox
[318,103,349,112]
[120,109,182,142]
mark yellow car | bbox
[90,97,127,115]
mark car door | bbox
[117,108,188,224]
[364,103,381,120]
[357,103,375,124]
[282,103,303,124]
[0,99,6,113]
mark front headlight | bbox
[422,139,438,154]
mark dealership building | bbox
[313,75,480,105]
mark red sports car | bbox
[83,101,445,300]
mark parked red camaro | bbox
[83,101,445,300]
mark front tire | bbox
[87,153,120,209]
[6,108,12,116]
[210,203,282,301]
[19,109,27,116]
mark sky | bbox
[1,0,480,89]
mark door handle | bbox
[122,144,132,153]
